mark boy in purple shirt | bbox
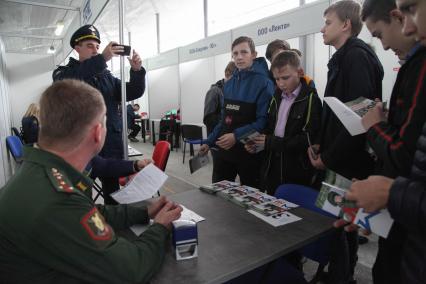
[246,51,322,195]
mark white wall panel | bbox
[180,58,215,125]
[6,53,54,129]
[147,65,180,119]
[0,37,11,187]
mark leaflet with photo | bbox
[218,185,259,202]
[199,180,240,194]
[324,96,376,136]
[239,129,264,153]
[315,171,394,237]
[233,192,276,209]
[189,153,209,174]
[252,198,299,216]
[248,209,301,227]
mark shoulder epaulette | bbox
[46,167,75,193]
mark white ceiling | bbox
[0,0,83,54]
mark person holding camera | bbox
[53,25,146,205]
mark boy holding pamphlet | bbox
[245,50,322,195]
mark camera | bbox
[112,44,131,56]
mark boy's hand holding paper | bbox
[361,102,387,130]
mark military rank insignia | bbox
[81,208,113,243]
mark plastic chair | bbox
[119,141,171,189]
[11,127,23,142]
[6,136,24,163]
[181,124,203,163]
[275,184,335,284]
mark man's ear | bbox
[93,123,103,144]
[298,67,305,77]
[342,19,352,33]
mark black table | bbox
[149,189,334,284]
[134,118,148,143]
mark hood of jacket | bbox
[232,57,270,79]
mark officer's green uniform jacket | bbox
[0,147,169,283]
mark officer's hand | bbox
[154,201,183,230]
[216,133,236,150]
[147,196,167,219]
[102,41,122,62]
[199,144,210,155]
[136,159,152,171]
[128,50,142,71]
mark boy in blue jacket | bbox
[199,36,274,187]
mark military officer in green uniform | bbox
[0,79,182,283]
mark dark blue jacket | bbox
[86,155,135,179]
[21,116,39,144]
[52,55,146,159]
[205,57,274,145]
[127,105,140,129]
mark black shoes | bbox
[128,136,139,142]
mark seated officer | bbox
[0,79,182,283]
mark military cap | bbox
[70,25,101,48]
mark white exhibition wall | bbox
[180,57,216,125]
[0,37,12,187]
[147,65,180,120]
[6,53,54,129]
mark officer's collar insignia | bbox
[76,181,88,192]
[47,168,75,193]
[81,208,113,242]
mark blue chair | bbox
[275,184,335,284]
[6,135,24,164]
[181,124,203,163]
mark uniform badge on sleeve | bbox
[81,208,113,242]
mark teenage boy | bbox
[308,1,384,283]
[360,1,426,282]
[199,36,274,187]
[246,51,322,195]
[335,1,426,284]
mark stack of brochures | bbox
[198,180,239,194]
[233,191,277,209]
[251,198,299,216]
[199,180,302,227]
[217,185,259,206]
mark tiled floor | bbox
[125,139,377,283]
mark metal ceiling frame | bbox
[1,0,79,11]
[0,32,60,40]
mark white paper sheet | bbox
[111,163,168,204]
[178,205,205,223]
[324,97,366,136]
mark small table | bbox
[148,189,334,284]
[128,146,143,158]
[151,118,181,151]
[135,118,148,143]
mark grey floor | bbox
[122,138,377,283]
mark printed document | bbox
[111,163,168,204]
